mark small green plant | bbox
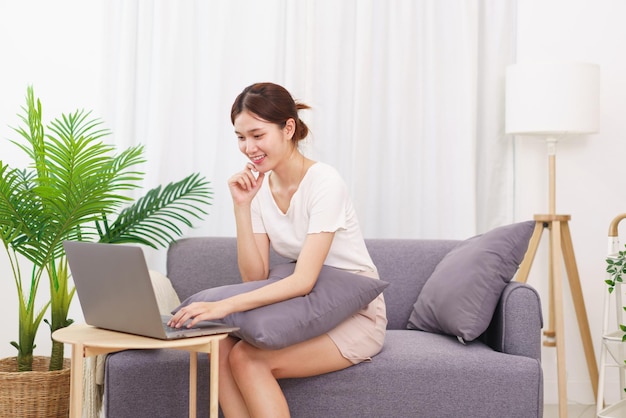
[606,247,626,343]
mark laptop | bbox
[63,240,239,340]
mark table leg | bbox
[209,339,220,418]
[189,352,197,418]
[69,343,85,418]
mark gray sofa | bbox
[103,236,543,417]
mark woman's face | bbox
[234,110,295,173]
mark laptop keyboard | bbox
[163,323,181,332]
[163,319,199,332]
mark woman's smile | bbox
[249,153,267,165]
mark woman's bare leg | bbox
[228,334,352,418]
[218,336,250,418]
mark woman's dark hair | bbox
[231,82,310,143]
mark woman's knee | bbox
[219,337,239,365]
[228,340,264,376]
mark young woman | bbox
[169,82,386,417]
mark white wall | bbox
[0,0,625,407]
[515,0,626,406]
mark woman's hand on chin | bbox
[228,163,266,205]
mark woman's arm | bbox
[228,164,270,281]
[230,231,334,309]
[233,203,270,281]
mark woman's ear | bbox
[283,118,296,140]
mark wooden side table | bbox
[53,323,229,418]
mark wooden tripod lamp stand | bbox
[505,61,601,418]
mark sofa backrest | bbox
[166,237,459,330]
[365,239,458,329]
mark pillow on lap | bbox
[174,263,389,350]
[407,221,534,342]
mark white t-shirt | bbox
[251,162,376,274]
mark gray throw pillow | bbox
[174,263,389,349]
[407,221,535,342]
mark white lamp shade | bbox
[505,61,600,135]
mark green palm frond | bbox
[11,87,46,180]
[0,164,46,257]
[45,109,144,201]
[98,172,212,248]
[95,145,146,193]
[0,163,25,244]
[47,109,110,144]
[45,109,143,196]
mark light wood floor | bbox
[543,404,596,418]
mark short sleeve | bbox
[307,169,350,234]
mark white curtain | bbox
[100,0,517,244]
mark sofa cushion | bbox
[148,270,181,316]
[174,263,389,349]
[407,220,534,342]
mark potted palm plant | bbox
[0,86,212,417]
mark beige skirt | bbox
[327,272,387,364]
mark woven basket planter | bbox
[0,356,71,418]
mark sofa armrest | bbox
[482,282,543,359]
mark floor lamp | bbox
[505,61,600,418]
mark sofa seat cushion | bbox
[280,330,543,417]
